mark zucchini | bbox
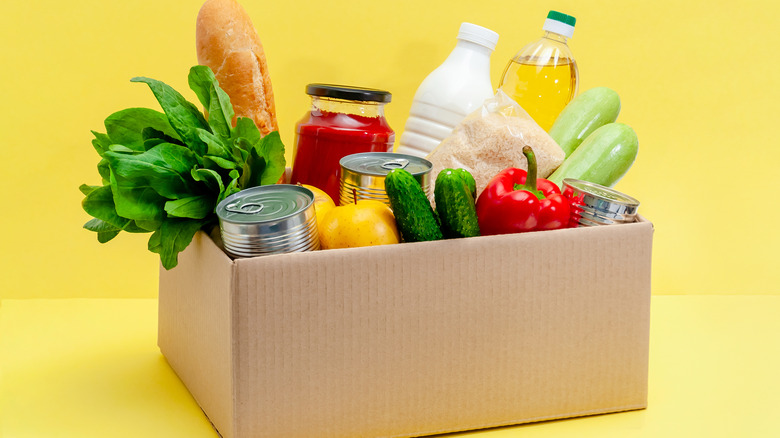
[434,168,480,239]
[547,122,638,188]
[385,168,443,242]
[549,87,621,157]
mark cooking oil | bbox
[498,11,578,132]
[499,54,578,132]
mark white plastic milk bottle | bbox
[396,23,499,158]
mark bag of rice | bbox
[426,89,565,198]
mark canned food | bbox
[339,152,432,206]
[216,185,320,258]
[562,178,640,227]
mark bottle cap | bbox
[457,22,499,51]
[306,84,392,103]
[543,10,576,38]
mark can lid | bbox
[563,178,640,207]
[216,185,314,224]
[543,10,576,38]
[340,152,433,176]
[306,84,392,103]
[457,22,499,51]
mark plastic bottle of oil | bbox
[499,11,578,132]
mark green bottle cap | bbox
[547,10,576,27]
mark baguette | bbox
[196,0,277,135]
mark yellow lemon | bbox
[301,184,335,237]
[319,200,400,249]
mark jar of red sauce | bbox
[290,84,395,204]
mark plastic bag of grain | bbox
[426,89,565,198]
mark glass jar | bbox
[290,84,394,205]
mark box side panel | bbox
[158,231,235,438]
[233,222,653,438]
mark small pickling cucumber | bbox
[549,87,621,157]
[434,168,480,239]
[547,123,638,188]
[385,168,443,242]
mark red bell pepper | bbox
[475,146,571,235]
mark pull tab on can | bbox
[380,158,409,170]
[225,202,264,214]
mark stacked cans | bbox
[339,152,432,206]
[562,178,640,227]
[216,185,320,258]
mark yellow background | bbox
[1,0,779,298]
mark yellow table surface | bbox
[2,295,778,437]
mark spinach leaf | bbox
[131,76,209,156]
[79,184,100,196]
[203,155,238,171]
[91,131,112,156]
[83,218,122,243]
[218,170,242,204]
[191,167,225,194]
[81,184,130,229]
[164,195,215,220]
[148,218,205,270]
[109,171,166,228]
[142,127,182,150]
[197,128,232,160]
[105,143,200,200]
[105,108,180,151]
[239,146,266,189]
[108,144,139,154]
[256,131,286,185]
[98,158,111,185]
[188,65,234,139]
[232,117,261,145]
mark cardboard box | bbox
[158,218,653,438]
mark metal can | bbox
[562,178,640,227]
[339,152,432,206]
[216,185,320,258]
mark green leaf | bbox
[239,146,266,189]
[109,171,166,227]
[148,218,205,270]
[188,65,234,139]
[98,158,111,184]
[81,185,130,229]
[108,144,139,154]
[197,128,232,160]
[256,131,286,185]
[218,171,242,205]
[91,131,112,156]
[79,184,100,196]
[232,117,261,144]
[164,195,215,219]
[104,108,180,151]
[142,127,183,150]
[97,229,121,243]
[191,167,225,194]
[105,143,200,200]
[130,76,209,156]
[203,155,238,171]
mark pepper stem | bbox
[513,146,545,200]
[523,146,538,192]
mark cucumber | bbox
[547,123,638,188]
[434,169,480,239]
[385,168,443,242]
[549,87,621,158]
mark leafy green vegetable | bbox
[80,65,286,269]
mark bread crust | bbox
[196,0,277,135]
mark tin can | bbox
[562,178,640,227]
[216,185,320,258]
[339,152,432,206]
